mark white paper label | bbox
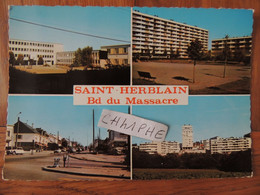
[98,109,168,141]
[73,85,188,105]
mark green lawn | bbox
[133,168,252,180]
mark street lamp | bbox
[15,112,22,148]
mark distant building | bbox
[101,44,130,66]
[132,10,208,58]
[182,124,193,150]
[139,141,180,156]
[9,39,64,65]
[108,130,128,154]
[56,51,75,66]
[56,44,130,68]
[210,136,251,154]
[211,36,252,57]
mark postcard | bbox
[5,6,253,181]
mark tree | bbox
[9,51,16,66]
[175,48,180,59]
[16,54,24,65]
[72,46,93,67]
[61,138,68,148]
[73,48,83,67]
[187,39,203,83]
[38,56,44,65]
[81,46,93,67]
[223,35,231,78]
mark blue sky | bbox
[9,7,252,51]
[9,6,131,51]
[7,95,129,146]
[132,95,251,145]
[7,95,250,146]
[134,7,253,49]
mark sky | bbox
[7,95,129,146]
[9,6,131,51]
[132,95,251,145]
[9,6,253,51]
[9,7,252,51]
[134,7,253,49]
[7,95,250,146]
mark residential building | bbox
[9,39,64,65]
[91,50,108,68]
[211,36,252,57]
[132,10,209,58]
[6,125,14,148]
[182,124,193,150]
[13,119,42,150]
[101,44,130,66]
[210,136,251,154]
[139,141,180,156]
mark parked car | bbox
[9,147,25,155]
[54,149,62,153]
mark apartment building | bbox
[210,136,251,154]
[211,36,252,57]
[182,124,193,150]
[101,44,130,66]
[139,141,180,155]
[9,39,64,65]
[6,125,14,148]
[132,10,209,59]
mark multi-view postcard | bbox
[5,6,253,181]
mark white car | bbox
[12,147,25,155]
[54,149,62,153]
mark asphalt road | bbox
[4,152,130,181]
[4,152,94,181]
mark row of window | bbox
[10,47,54,53]
[13,54,54,58]
[9,41,54,47]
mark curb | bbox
[42,167,130,179]
[68,155,124,165]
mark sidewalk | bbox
[42,153,131,180]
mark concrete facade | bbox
[139,141,180,155]
[211,36,252,57]
[56,51,75,65]
[210,136,251,154]
[101,44,130,66]
[9,39,64,65]
[132,10,208,58]
[182,124,193,150]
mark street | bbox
[4,151,130,181]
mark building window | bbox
[17,135,22,139]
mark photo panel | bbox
[9,6,131,94]
[132,7,253,95]
[5,95,130,181]
[132,96,252,180]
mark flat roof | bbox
[9,38,63,46]
[133,10,208,32]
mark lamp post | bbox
[15,112,22,148]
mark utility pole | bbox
[15,112,22,148]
